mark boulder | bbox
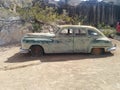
[0,14,31,45]
[0,0,33,8]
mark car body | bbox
[20,25,116,56]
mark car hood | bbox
[24,33,55,38]
[96,37,111,41]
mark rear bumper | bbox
[106,44,116,52]
[20,48,30,53]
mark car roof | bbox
[57,25,105,36]
[58,25,96,29]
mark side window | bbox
[74,28,86,36]
[88,30,98,36]
[60,28,73,36]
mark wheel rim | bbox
[92,48,103,55]
[31,46,43,57]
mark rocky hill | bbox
[0,0,120,45]
[0,0,33,8]
[0,8,30,45]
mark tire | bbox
[91,48,104,55]
[30,46,44,57]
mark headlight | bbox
[22,39,25,42]
[93,40,110,43]
[103,41,111,43]
[22,38,30,43]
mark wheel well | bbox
[91,48,105,53]
[29,45,44,53]
[91,48,105,55]
[91,48,104,51]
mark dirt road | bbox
[0,39,120,90]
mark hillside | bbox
[0,8,30,45]
[0,0,120,45]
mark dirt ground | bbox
[0,39,120,90]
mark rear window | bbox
[74,28,86,36]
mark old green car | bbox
[20,25,116,56]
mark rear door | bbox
[73,27,91,53]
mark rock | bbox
[0,22,31,45]
[7,16,20,22]
[0,8,31,45]
[0,0,33,8]
[0,39,5,45]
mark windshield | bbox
[52,26,60,34]
[47,25,60,34]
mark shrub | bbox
[101,29,116,38]
[32,23,42,32]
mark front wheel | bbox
[30,46,44,57]
[91,48,104,55]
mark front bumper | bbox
[107,44,116,52]
[20,48,30,54]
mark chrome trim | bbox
[20,48,29,53]
[107,44,116,52]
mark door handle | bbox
[88,36,91,38]
[67,39,72,42]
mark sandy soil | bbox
[0,39,120,90]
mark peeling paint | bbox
[20,25,116,54]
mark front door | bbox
[73,28,91,53]
[52,28,74,53]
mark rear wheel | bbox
[30,45,44,57]
[91,48,104,55]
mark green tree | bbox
[17,3,73,32]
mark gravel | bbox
[0,39,120,90]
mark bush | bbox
[32,23,42,32]
[101,29,116,38]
